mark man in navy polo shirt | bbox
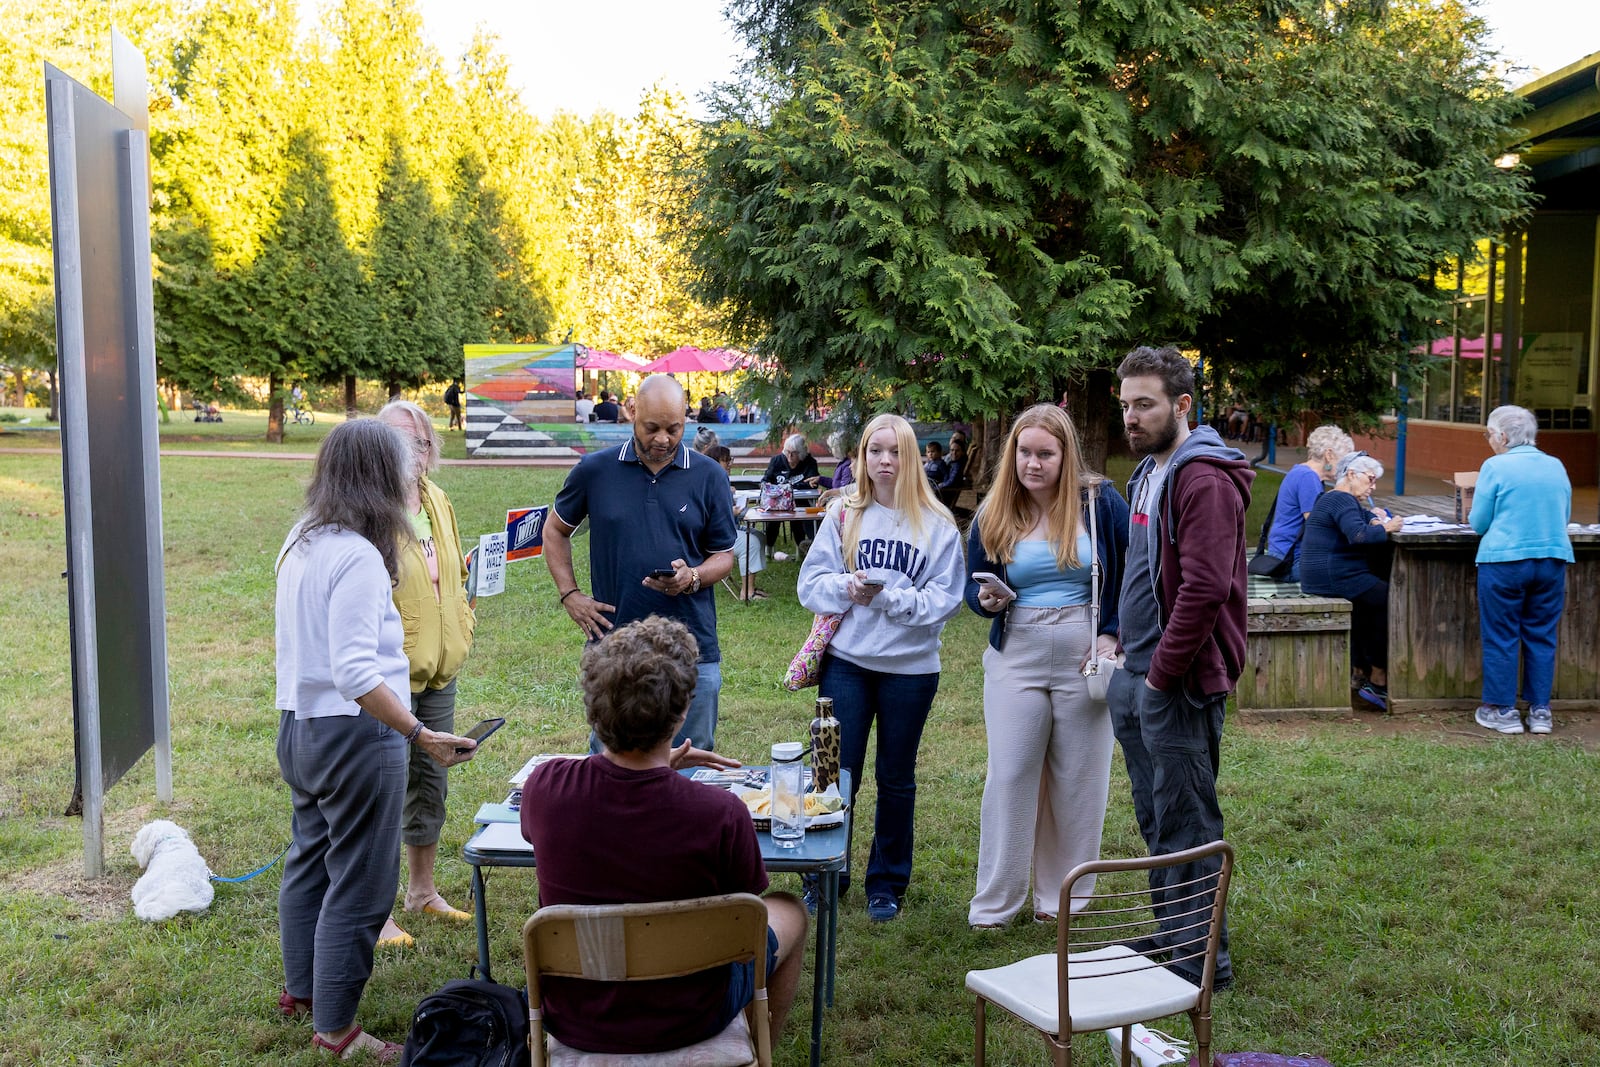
[544,374,739,749]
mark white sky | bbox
[1479,0,1600,85]
[408,0,1600,118]
[411,0,747,119]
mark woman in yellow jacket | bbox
[377,400,476,946]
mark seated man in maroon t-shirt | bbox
[521,617,809,1054]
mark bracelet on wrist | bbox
[404,721,425,745]
[558,588,581,604]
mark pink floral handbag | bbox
[783,508,846,691]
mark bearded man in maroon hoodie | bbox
[1111,345,1253,989]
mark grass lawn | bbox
[1,449,1596,1066]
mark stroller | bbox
[191,399,223,423]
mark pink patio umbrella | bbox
[641,346,739,374]
[578,348,649,372]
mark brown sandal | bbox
[278,988,312,1018]
[312,1026,401,1062]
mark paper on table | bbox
[509,752,586,786]
[473,822,535,853]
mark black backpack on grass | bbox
[399,978,530,1067]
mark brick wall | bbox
[1353,418,1598,487]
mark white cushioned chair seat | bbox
[965,943,1200,1034]
[547,1010,754,1067]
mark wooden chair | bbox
[965,841,1234,1067]
[523,893,772,1067]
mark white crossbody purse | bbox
[1081,480,1118,701]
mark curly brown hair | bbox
[582,617,700,753]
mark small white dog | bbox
[130,819,215,921]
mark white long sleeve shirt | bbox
[275,524,410,718]
[797,501,965,674]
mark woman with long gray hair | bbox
[274,419,475,1060]
[1470,405,1574,735]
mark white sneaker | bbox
[1474,704,1524,734]
[772,551,790,562]
[1528,706,1552,734]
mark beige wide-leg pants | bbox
[968,605,1113,925]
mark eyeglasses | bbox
[412,436,432,452]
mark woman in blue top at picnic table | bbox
[1299,453,1403,711]
[1262,425,1353,581]
[1470,405,1574,737]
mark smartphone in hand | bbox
[456,716,505,753]
[647,568,677,581]
[971,571,1017,600]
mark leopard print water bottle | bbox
[810,697,840,792]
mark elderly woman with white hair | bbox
[373,400,476,948]
[1299,452,1403,710]
[1470,405,1574,736]
[762,432,822,549]
[1254,424,1355,581]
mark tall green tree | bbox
[446,150,543,347]
[0,0,194,418]
[152,0,305,410]
[241,130,369,440]
[367,140,456,394]
[692,0,1530,439]
[449,33,554,342]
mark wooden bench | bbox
[1235,593,1353,715]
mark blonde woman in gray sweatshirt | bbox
[797,412,966,922]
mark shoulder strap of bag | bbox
[1087,481,1100,642]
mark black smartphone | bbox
[457,717,505,752]
[648,567,676,580]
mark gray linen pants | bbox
[969,605,1114,925]
[278,711,406,1033]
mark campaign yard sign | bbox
[472,531,508,601]
[505,506,549,563]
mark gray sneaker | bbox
[1475,704,1524,734]
[1528,706,1553,735]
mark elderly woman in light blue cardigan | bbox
[1470,405,1574,736]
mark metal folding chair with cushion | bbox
[522,893,773,1067]
[965,840,1234,1067]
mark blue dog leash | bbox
[210,842,292,883]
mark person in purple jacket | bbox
[1111,345,1253,989]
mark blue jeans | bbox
[590,660,722,753]
[818,652,939,902]
[1108,670,1231,980]
[1478,558,1567,708]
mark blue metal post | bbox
[1266,423,1276,466]
[1395,383,1408,496]
[1396,328,1409,497]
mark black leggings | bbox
[1348,582,1389,672]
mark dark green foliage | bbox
[242,131,371,393]
[448,150,546,347]
[693,0,1532,428]
[368,140,457,391]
